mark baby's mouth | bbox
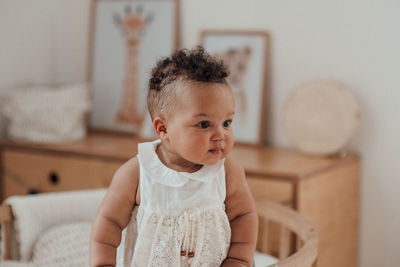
[208,148,223,155]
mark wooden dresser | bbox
[0,132,359,267]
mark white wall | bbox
[0,0,399,266]
[0,0,90,88]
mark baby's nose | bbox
[211,128,224,141]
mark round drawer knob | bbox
[28,189,40,195]
[49,172,60,185]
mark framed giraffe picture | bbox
[200,30,270,145]
[88,0,180,135]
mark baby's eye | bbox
[223,120,232,127]
[198,121,210,129]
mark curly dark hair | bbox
[147,46,230,119]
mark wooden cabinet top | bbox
[0,132,358,181]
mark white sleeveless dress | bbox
[116,139,231,267]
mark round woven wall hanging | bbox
[282,80,360,156]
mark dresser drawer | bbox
[246,175,293,205]
[1,150,121,199]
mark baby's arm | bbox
[222,156,258,267]
[89,156,139,267]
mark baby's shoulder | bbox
[111,156,140,189]
[223,156,246,195]
[224,156,245,177]
[116,156,139,175]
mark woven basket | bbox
[2,83,91,144]
[282,80,360,156]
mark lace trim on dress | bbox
[117,204,231,267]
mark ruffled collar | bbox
[138,139,225,187]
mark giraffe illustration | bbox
[113,6,152,128]
[213,46,252,117]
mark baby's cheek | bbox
[226,133,234,147]
[182,136,205,153]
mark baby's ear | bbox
[153,116,168,139]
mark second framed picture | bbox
[200,30,269,145]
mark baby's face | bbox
[165,80,235,166]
